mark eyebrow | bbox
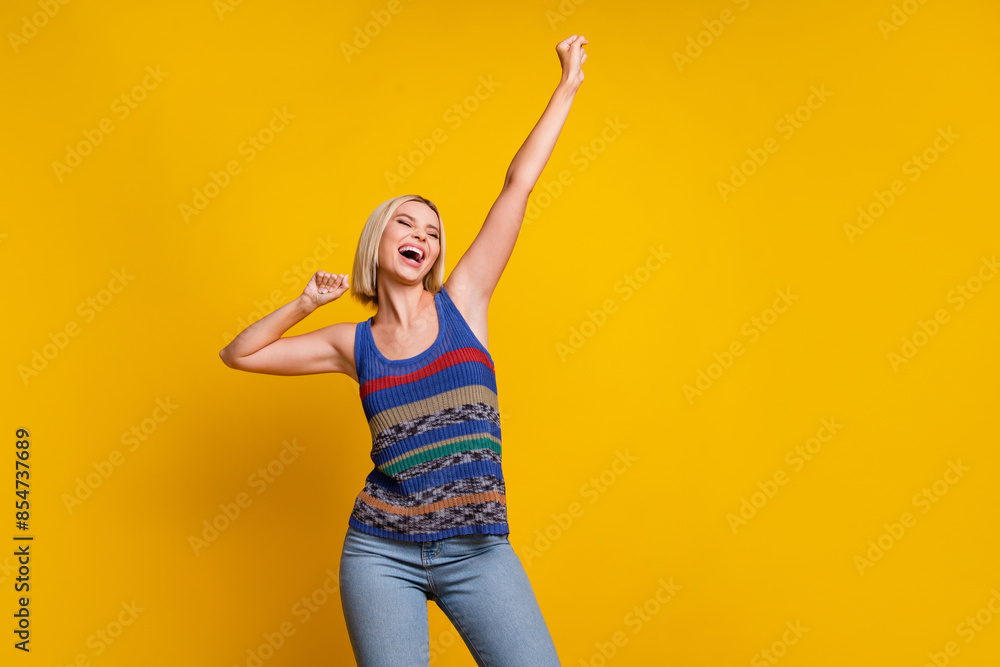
[396,213,439,233]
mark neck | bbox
[374,279,430,331]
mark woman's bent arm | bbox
[219,271,352,376]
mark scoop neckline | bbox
[367,288,445,366]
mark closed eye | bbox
[398,219,439,239]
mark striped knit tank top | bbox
[348,284,508,542]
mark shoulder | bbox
[323,320,361,343]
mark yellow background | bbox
[4,0,999,665]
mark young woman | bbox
[219,34,588,667]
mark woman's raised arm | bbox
[446,35,589,308]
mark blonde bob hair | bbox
[351,194,446,308]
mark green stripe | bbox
[381,437,501,476]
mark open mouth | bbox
[398,244,425,266]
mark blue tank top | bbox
[348,285,508,541]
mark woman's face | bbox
[377,200,441,285]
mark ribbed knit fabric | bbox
[348,285,508,542]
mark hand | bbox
[556,34,588,90]
[301,271,349,309]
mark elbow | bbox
[219,348,237,369]
[504,173,534,196]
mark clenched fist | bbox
[302,271,349,309]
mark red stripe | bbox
[360,347,494,399]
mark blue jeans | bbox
[338,526,561,666]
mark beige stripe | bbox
[368,385,499,436]
[358,490,506,516]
